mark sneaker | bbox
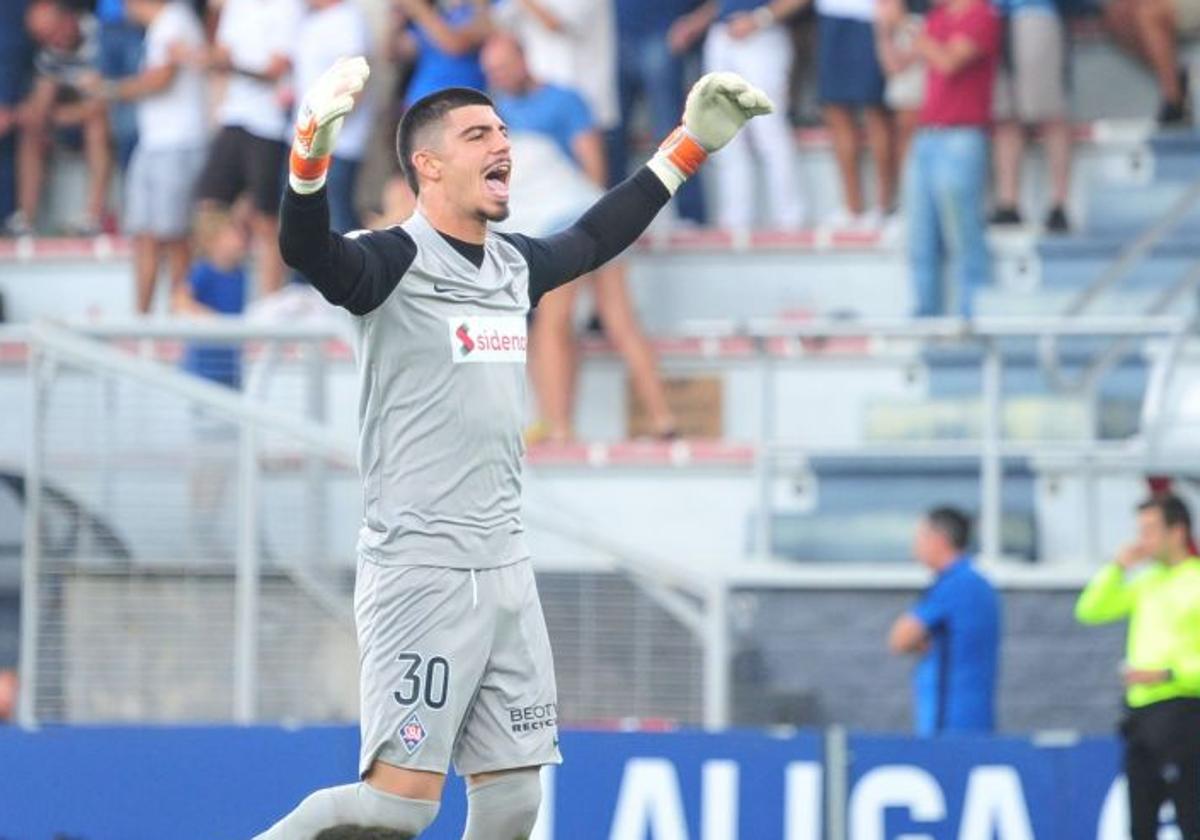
[822,208,878,232]
[989,207,1023,226]
[854,208,885,231]
[62,220,102,237]
[1044,206,1070,234]
[821,207,857,231]
[3,211,33,237]
[1158,98,1190,127]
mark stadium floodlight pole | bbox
[17,344,45,729]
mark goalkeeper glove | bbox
[289,56,370,194]
[647,72,774,195]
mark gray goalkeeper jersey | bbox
[277,168,671,570]
[354,213,533,569]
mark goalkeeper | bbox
[254,56,772,840]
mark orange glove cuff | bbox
[658,127,709,177]
[290,147,331,182]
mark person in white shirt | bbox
[498,0,619,131]
[292,0,374,233]
[678,0,808,230]
[194,0,303,295]
[83,0,209,312]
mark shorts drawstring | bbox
[470,569,478,609]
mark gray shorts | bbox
[124,144,206,238]
[355,557,562,778]
[993,10,1067,123]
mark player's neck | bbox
[416,197,487,245]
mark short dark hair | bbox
[926,506,971,551]
[314,826,415,840]
[1138,494,1193,537]
[395,87,495,195]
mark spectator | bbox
[95,0,141,168]
[1075,495,1200,840]
[687,0,808,230]
[888,507,1001,736]
[903,0,1000,317]
[0,0,35,225]
[874,0,924,180]
[499,0,619,132]
[397,0,493,108]
[0,669,16,724]
[175,207,248,388]
[483,32,677,440]
[292,0,374,233]
[193,0,303,296]
[9,0,112,236]
[176,208,247,555]
[83,0,207,313]
[377,0,492,222]
[608,0,708,225]
[1104,0,1198,125]
[989,0,1071,233]
[817,0,895,229]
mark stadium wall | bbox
[0,725,1145,840]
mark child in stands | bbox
[176,207,248,390]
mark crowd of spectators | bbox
[0,0,1193,334]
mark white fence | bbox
[12,315,1200,731]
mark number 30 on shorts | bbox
[393,652,450,709]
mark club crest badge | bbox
[398,711,427,754]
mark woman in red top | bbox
[883,0,1000,317]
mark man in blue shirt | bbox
[481,32,677,442]
[398,0,491,108]
[888,507,1001,736]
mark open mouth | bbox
[483,160,511,202]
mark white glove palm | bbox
[290,56,370,193]
[683,72,774,152]
[647,72,774,194]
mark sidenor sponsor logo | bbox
[448,316,527,363]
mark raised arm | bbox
[279,57,415,315]
[508,72,774,306]
[279,189,415,315]
[1075,560,1139,625]
[501,167,669,306]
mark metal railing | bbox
[17,321,716,727]
[713,315,1198,564]
[1040,176,1200,393]
[13,314,1200,732]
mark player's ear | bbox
[412,149,443,185]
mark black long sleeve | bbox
[500,166,671,307]
[279,187,417,316]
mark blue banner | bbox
[0,726,823,840]
[0,725,1144,839]
[845,732,1125,840]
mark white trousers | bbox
[703,22,806,229]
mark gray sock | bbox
[460,770,542,840]
[254,782,440,840]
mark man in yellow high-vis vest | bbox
[1076,494,1200,840]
